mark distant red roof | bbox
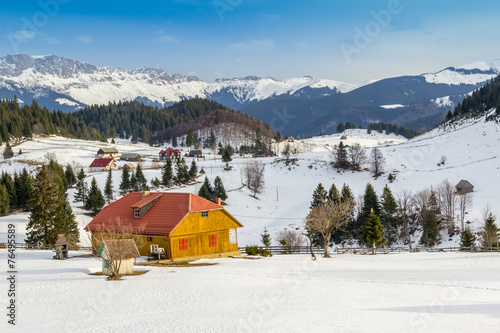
[85,192,224,236]
[89,158,114,168]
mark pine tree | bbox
[202,176,214,199]
[189,160,198,180]
[120,166,130,192]
[85,177,105,215]
[73,169,88,204]
[104,168,114,204]
[198,184,212,201]
[172,136,178,147]
[481,213,499,248]
[0,183,10,215]
[360,211,386,254]
[340,184,354,203]
[328,184,340,203]
[276,131,283,142]
[380,185,397,242]
[26,167,78,245]
[130,172,138,191]
[3,142,13,159]
[460,226,476,249]
[135,164,148,191]
[213,176,228,202]
[14,168,31,209]
[65,164,77,187]
[360,183,381,224]
[161,158,173,186]
[310,183,328,209]
[335,141,349,169]
[222,148,232,163]
[261,227,272,249]
[420,213,440,248]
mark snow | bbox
[423,60,500,85]
[380,104,406,109]
[0,249,499,332]
[55,98,80,107]
[1,112,499,249]
[432,96,454,108]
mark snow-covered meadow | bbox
[0,250,499,332]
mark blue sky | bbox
[1,0,500,83]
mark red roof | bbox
[159,149,165,154]
[89,158,114,168]
[85,192,224,236]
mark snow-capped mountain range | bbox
[0,54,354,111]
[0,53,499,136]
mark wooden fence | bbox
[239,245,500,255]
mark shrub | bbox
[245,245,273,257]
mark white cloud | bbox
[228,39,276,53]
[74,35,93,44]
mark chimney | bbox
[142,190,150,199]
[216,198,221,206]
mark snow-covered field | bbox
[0,250,499,332]
[1,113,499,248]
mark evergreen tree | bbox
[120,166,130,192]
[460,226,476,249]
[360,211,386,254]
[0,183,10,215]
[202,176,214,199]
[2,172,17,209]
[481,213,498,248]
[130,172,138,191]
[104,168,114,204]
[261,227,272,249]
[135,164,148,191]
[213,176,228,202]
[189,160,198,180]
[161,158,173,186]
[26,167,78,245]
[186,129,196,147]
[222,147,232,163]
[198,184,212,201]
[14,168,31,209]
[209,130,216,147]
[73,169,88,204]
[340,184,354,203]
[3,142,13,159]
[360,183,381,224]
[336,122,345,133]
[380,185,397,242]
[276,131,283,142]
[65,164,77,187]
[172,136,178,147]
[328,184,340,203]
[310,183,328,209]
[85,177,105,215]
[334,141,349,169]
[420,213,440,248]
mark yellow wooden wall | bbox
[169,210,241,259]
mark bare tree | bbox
[348,143,367,171]
[244,161,265,197]
[438,180,457,235]
[88,218,145,280]
[458,192,473,231]
[305,198,354,257]
[275,229,304,253]
[370,148,385,176]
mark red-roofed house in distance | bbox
[84,192,243,260]
[89,158,116,172]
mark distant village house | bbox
[159,147,180,160]
[98,239,140,276]
[89,158,116,172]
[97,147,119,158]
[455,180,474,194]
[120,153,141,161]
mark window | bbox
[229,229,237,244]
[209,234,217,247]
[179,238,188,251]
[201,211,208,217]
[134,208,140,218]
[147,237,152,242]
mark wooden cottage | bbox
[97,147,119,158]
[120,153,141,161]
[188,149,204,158]
[85,192,243,260]
[456,180,474,194]
[122,163,136,172]
[98,239,140,276]
[160,147,181,160]
[89,158,116,172]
